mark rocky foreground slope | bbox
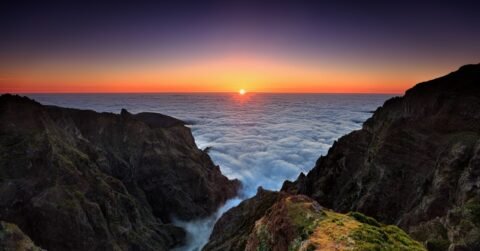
[204,188,425,251]
[206,64,480,251]
[0,94,239,250]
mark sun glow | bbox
[239,89,246,95]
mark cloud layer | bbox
[29,93,392,250]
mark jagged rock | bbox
[0,221,45,251]
[204,191,425,251]
[0,94,240,251]
[282,64,480,250]
[203,188,282,251]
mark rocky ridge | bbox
[205,63,480,251]
[0,94,239,250]
[204,188,425,251]
[282,63,480,250]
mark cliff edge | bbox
[0,94,240,250]
[283,63,480,250]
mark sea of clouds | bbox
[29,93,393,250]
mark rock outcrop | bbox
[203,188,282,251]
[0,94,240,250]
[204,190,425,251]
[282,64,480,250]
[0,221,44,251]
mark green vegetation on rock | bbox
[245,195,425,251]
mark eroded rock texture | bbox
[0,94,239,251]
[283,64,480,250]
[204,190,424,251]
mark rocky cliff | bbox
[0,94,240,250]
[0,221,45,251]
[282,64,480,250]
[204,189,425,251]
[204,64,480,251]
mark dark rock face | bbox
[0,95,240,251]
[0,221,45,251]
[203,188,283,251]
[283,64,480,250]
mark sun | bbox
[239,89,246,95]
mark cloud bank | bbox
[29,93,392,250]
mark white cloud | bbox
[28,93,391,250]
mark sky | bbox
[1,1,479,93]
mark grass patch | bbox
[350,222,425,250]
[348,212,381,227]
[249,195,426,251]
[309,211,360,250]
[285,197,326,240]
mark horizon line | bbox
[1,91,402,95]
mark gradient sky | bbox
[1,1,479,93]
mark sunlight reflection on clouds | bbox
[30,93,392,197]
[28,93,392,250]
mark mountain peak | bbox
[281,63,480,250]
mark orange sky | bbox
[2,2,479,94]
[0,53,453,94]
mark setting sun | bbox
[239,89,246,95]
